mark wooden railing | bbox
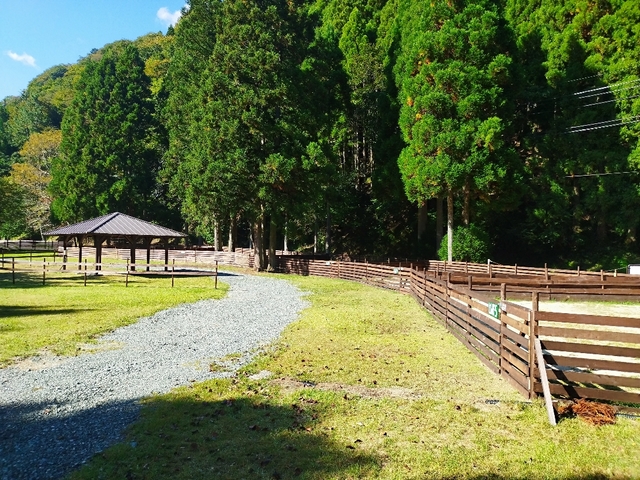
[277,257,640,411]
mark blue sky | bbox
[0,1,187,100]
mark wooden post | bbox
[535,337,557,426]
[42,258,46,285]
[84,259,87,287]
[12,257,15,284]
[515,264,518,276]
[468,275,472,291]
[600,269,604,281]
[338,260,341,279]
[445,272,451,330]
[171,259,175,288]
[63,250,67,271]
[53,251,56,263]
[500,283,507,303]
[126,259,129,287]
[398,263,402,290]
[365,259,368,282]
[488,262,493,279]
[215,260,218,289]
[544,263,549,281]
[465,262,468,274]
[529,292,539,400]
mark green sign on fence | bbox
[487,302,500,319]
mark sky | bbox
[0,1,187,100]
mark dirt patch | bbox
[9,351,67,371]
[271,377,422,400]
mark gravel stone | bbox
[0,272,308,480]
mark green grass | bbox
[0,268,227,365]
[67,274,640,479]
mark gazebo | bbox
[44,212,186,271]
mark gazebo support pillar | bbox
[144,238,152,272]
[127,235,139,272]
[94,235,104,271]
[164,243,169,272]
[77,235,84,271]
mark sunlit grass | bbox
[69,274,640,480]
[0,270,227,365]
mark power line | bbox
[566,171,640,178]
[567,116,640,133]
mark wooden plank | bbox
[534,382,640,404]
[536,311,640,328]
[538,326,640,344]
[501,368,530,398]
[502,347,529,376]
[543,354,640,374]
[541,369,640,389]
[501,325,529,349]
[535,338,557,425]
[502,361,529,390]
[539,340,640,359]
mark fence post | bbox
[544,263,549,281]
[515,264,518,276]
[12,257,15,284]
[446,272,452,329]
[84,259,87,287]
[42,258,46,285]
[529,292,539,400]
[468,275,472,291]
[365,259,368,282]
[126,259,129,287]
[171,259,175,288]
[215,260,218,289]
[398,262,402,290]
[63,250,67,271]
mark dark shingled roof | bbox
[44,212,186,238]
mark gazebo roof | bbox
[44,212,186,238]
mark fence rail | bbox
[277,257,640,411]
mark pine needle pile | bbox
[557,399,617,426]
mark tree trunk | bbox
[314,218,318,254]
[228,214,237,252]
[418,202,427,240]
[268,217,277,271]
[254,212,264,271]
[213,218,221,251]
[283,218,288,253]
[447,189,454,262]
[436,195,443,249]
[325,205,331,254]
[462,180,470,227]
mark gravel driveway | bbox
[0,272,308,480]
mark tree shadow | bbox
[1,393,380,480]
[0,305,82,318]
[0,398,141,480]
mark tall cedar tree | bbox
[51,44,160,223]
[396,0,514,260]
[171,0,337,268]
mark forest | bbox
[1,0,639,271]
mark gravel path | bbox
[0,272,308,480]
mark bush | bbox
[438,224,490,263]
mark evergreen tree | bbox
[51,44,160,222]
[396,0,516,260]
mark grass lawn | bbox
[0,264,227,366]
[68,274,640,480]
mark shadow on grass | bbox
[0,305,82,318]
[71,392,380,479]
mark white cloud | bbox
[157,7,182,27]
[7,50,37,68]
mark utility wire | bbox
[566,171,640,178]
[568,116,640,133]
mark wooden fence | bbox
[278,257,640,412]
[61,246,255,269]
[1,240,63,251]
[0,256,219,288]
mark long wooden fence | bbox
[278,257,640,412]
